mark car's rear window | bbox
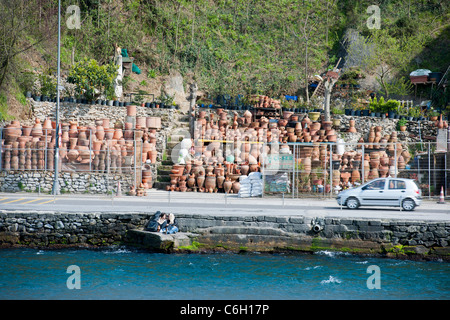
[389,180,406,189]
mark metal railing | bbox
[0,128,142,189]
[260,141,449,199]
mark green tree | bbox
[67,58,117,100]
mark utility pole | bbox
[51,0,61,195]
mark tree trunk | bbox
[305,40,310,104]
[323,77,338,122]
[188,82,198,138]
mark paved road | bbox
[0,190,448,221]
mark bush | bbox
[67,58,117,101]
[368,97,399,113]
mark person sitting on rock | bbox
[157,213,168,232]
[166,213,179,234]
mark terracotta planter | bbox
[224,178,233,193]
[196,174,205,190]
[127,105,137,117]
[232,181,240,193]
[149,150,158,163]
[95,125,105,141]
[351,169,360,183]
[32,119,43,137]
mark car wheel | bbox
[346,197,360,210]
[402,198,416,211]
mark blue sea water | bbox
[0,248,448,300]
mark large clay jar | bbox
[303,157,311,174]
[96,125,105,141]
[68,121,78,138]
[223,178,232,193]
[149,150,158,163]
[67,149,79,162]
[351,169,360,183]
[32,119,43,137]
[114,129,123,140]
[240,164,249,176]
[232,181,241,194]
[341,171,351,184]
[93,140,102,155]
[205,174,216,193]
[379,165,389,177]
[216,175,225,189]
[105,128,114,140]
[196,173,205,190]
[187,174,196,189]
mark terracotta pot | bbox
[223,178,233,193]
[21,125,32,137]
[232,181,240,193]
[32,119,43,137]
[105,128,114,140]
[95,125,105,140]
[216,175,225,189]
[187,174,196,188]
[196,174,205,189]
[351,169,360,183]
[127,105,137,117]
[149,150,157,163]
[67,149,79,162]
[68,121,78,138]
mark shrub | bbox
[67,58,118,101]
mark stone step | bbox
[154,181,170,190]
[156,175,171,183]
[157,169,172,176]
[161,160,174,166]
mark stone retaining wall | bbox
[0,171,135,194]
[0,211,150,247]
[0,210,448,260]
[175,214,449,260]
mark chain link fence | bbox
[261,141,449,199]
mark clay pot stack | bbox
[166,161,241,194]
[1,113,162,190]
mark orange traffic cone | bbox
[437,186,445,204]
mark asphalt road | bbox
[0,190,449,221]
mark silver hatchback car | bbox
[336,178,422,211]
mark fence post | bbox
[394,142,397,178]
[428,142,431,199]
[89,128,92,172]
[361,144,365,184]
[292,143,295,199]
[134,139,137,191]
[329,143,332,197]
[0,128,3,171]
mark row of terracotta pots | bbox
[167,162,245,193]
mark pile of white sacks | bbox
[238,172,263,198]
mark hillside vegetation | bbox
[1,0,449,120]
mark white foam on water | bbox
[320,275,342,285]
[315,250,350,258]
